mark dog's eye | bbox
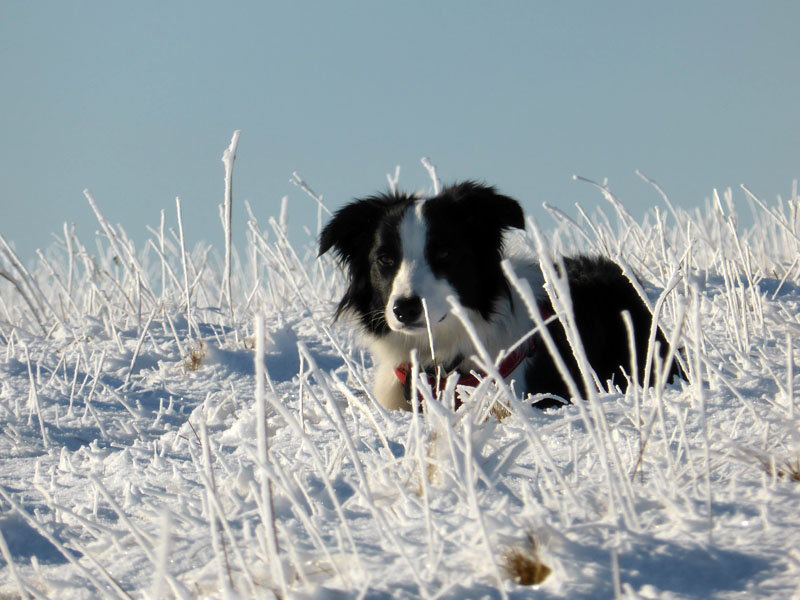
[376,254,395,268]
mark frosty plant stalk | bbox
[221,129,241,329]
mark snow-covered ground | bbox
[1,160,799,599]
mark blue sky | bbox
[2,1,799,262]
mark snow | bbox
[1,167,800,599]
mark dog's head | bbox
[319,181,525,337]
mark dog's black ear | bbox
[442,181,525,232]
[318,200,377,262]
[319,193,411,263]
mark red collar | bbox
[394,335,538,396]
[393,302,553,406]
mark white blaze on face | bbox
[385,200,455,334]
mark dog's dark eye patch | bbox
[429,246,460,266]
[427,236,468,268]
[371,219,403,284]
[372,216,403,263]
[376,253,396,268]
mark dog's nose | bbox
[393,296,423,324]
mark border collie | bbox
[319,181,682,410]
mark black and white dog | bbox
[319,181,682,410]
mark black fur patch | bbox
[526,256,683,403]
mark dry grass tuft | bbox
[489,400,512,422]
[759,455,800,483]
[500,532,551,586]
[184,341,206,371]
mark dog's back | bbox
[525,256,683,407]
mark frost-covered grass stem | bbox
[221,130,241,327]
[255,314,286,596]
